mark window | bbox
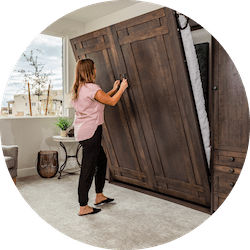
[1,33,65,117]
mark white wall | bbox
[42,18,87,92]
[84,2,162,34]
[0,117,81,177]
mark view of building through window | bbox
[1,34,63,117]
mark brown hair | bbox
[71,59,96,101]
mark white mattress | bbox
[178,15,211,167]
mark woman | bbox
[71,59,128,216]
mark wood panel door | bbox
[212,38,249,153]
[211,38,249,211]
[70,27,156,191]
[70,7,211,207]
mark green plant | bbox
[54,117,73,131]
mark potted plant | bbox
[54,117,73,137]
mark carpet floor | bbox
[16,173,210,250]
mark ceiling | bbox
[62,1,140,23]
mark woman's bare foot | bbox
[79,205,94,216]
[95,193,107,204]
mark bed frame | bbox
[70,7,249,214]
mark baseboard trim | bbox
[17,167,38,178]
[17,160,80,179]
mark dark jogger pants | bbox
[78,125,107,206]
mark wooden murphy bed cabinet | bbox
[70,7,249,213]
[211,38,249,211]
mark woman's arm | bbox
[94,79,128,106]
[107,89,116,97]
[107,80,120,96]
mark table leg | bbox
[58,142,82,179]
[58,142,68,179]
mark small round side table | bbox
[53,136,82,179]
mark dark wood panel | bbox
[162,8,211,204]
[75,42,110,57]
[113,174,150,189]
[107,25,159,190]
[111,180,211,214]
[118,33,164,182]
[248,109,250,141]
[214,171,239,194]
[158,186,207,206]
[212,38,250,153]
[115,8,165,31]
[101,136,112,180]
[127,18,161,35]
[91,51,142,173]
[211,38,249,211]
[119,15,200,199]
[155,176,204,192]
[213,192,227,211]
[102,123,122,179]
[70,7,212,208]
[217,150,246,158]
[214,165,241,175]
[212,38,219,155]
[167,184,196,196]
[130,37,189,182]
[70,26,158,190]
[213,149,246,169]
[72,28,107,43]
[111,166,147,179]
[112,7,211,206]
[119,26,168,45]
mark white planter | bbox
[61,130,67,137]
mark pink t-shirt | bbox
[71,83,105,141]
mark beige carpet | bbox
[16,174,210,250]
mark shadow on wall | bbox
[10,118,46,169]
[0,118,59,175]
[0,117,81,177]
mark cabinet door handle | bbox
[230,169,234,173]
[213,86,218,90]
[230,182,235,187]
[230,157,234,162]
[119,73,127,80]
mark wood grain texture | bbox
[119,26,168,45]
[162,8,211,205]
[212,38,250,153]
[213,170,239,194]
[115,7,210,206]
[155,176,204,192]
[211,38,249,211]
[115,8,165,31]
[214,165,241,175]
[107,25,158,189]
[70,7,213,208]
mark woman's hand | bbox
[113,80,120,91]
[95,78,129,106]
[120,78,129,92]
